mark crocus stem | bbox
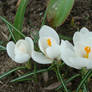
[25,60,31,69]
[81,68,88,75]
[81,68,88,91]
[55,61,68,92]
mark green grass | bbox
[0,66,26,80]
[0,45,6,51]
[13,0,29,40]
[0,0,91,91]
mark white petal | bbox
[25,37,34,56]
[61,40,75,65]
[16,40,25,46]
[61,40,89,69]
[15,39,32,54]
[74,43,84,57]
[68,57,89,69]
[61,40,73,50]
[80,27,89,33]
[15,40,28,55]
[6,41,15,60]
[15,40,28,51]
[14,53,30,63]
[73,31,80,45]
[38,37,56,54]
[46,44,61,59]
[39,25,60,44]
[32,51,53,64]
[38,38,47,54]
[73,27,89,45]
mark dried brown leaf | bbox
[44,82,61,90]
[16,0,21,7]
[42,72,48,82]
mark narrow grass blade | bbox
[14,0,29,40]
[14,78,33,82]
[0,45,6,51]
[7,24,16,42]
[0,16,25,38]
[0,66,26,79]
[76,70,92,92]
[83,84,88,92]
[10,68,48,82]
[10,65,54,82]
[56,65,68,92]
[0,41,4,45]
[56,74,80,91]
[41,9,48,26]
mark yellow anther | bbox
[85,46,91,53]
[47,38,52,46]
[84,46,91,58]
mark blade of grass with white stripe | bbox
[10,69,49,82]
[13,78,33,82]
[56,74,80,91]
[0,16,25,38]
[0,66,26,79]
[13,0,29,40]
[7,24,16,42]
[41,8,48,26]
[76,70,92,92]
[56,63,68,92]
[10,65,54,82]
[0,45,6,51]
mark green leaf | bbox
[0,66,26,79]
[47,0,74,27]
[13,0,29,40]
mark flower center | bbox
[47,38,52,46]
[84,46,91,58]
[20,47,25,52]
[18,43,27,53]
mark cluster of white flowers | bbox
[6,25,92,69]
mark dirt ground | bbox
[0,0,92,92]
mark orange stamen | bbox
[84,46,91,58]
[47,38,52,46]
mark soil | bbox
[0,0,92,92]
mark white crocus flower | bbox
[6,37,34,63]
[32,25,61,64]
[61,27,92,69]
